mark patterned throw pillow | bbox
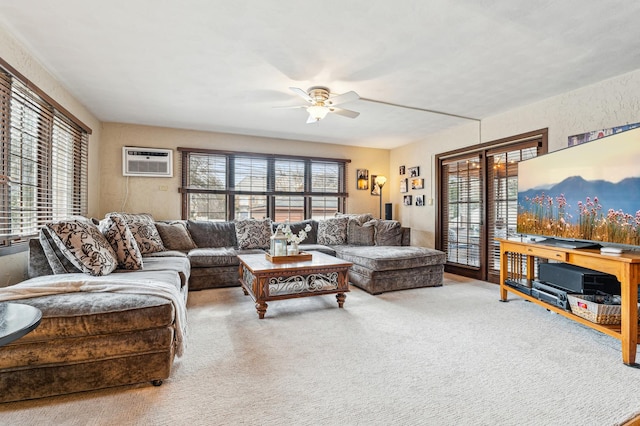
[45,220,118,276]
[155,221,197,251]
[102,214,143,270]
[105,212,165,254]
[317,216,349,245]
[235,218,272,249]
[39,227,82,274]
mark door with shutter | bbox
[437,130,547,282]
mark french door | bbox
[436,129,547,283]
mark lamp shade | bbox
[307,105,330,121]
[375,175,387,188]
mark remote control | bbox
[600,247,623,254]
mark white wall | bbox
[0,25,102,286]
[390,69,640,248]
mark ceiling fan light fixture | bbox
[307,105,330,121]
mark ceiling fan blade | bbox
[330,107,360,119]
[325,90,360,106]
[272,105,307,110]
[289,87,314,103]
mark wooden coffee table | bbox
[237,251,352,319]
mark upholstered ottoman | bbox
[334,246,446,294]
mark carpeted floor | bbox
[1,273,640,425]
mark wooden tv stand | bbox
[497,238,640,366]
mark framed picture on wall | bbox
[399,165,406,175]
[356,169,369,190]
[411,178,424,190]
[400,178,408,193]
[408,166,420,177]
[371,174,380,196]
[403,195,412,206]
[415,195,425,206]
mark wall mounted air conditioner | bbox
[122,147,173,177]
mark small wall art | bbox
[399,165,406,175]
[403,195,412,206]
[415,195,425,206]
[371,174,380,195]
[408,166,420,177]
[411,178,424,190]
[400,178,408,193]
[357,169,369,190]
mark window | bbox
[179,148,349,221]
[0,63,90,255]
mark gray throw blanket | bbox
[0,270,187,356]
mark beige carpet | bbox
[1,273,640,425]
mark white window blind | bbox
[0,69,89,254]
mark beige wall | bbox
[100,123,390,219]
[390,68,640,248]
[0,25,102,285]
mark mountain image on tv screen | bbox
[517,127,640,246]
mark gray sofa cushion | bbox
[155,221,197,251]
[335,246,446,272]
[188,247,239,267]
[39,228,82,274]
[373,220,403,246]
[347,219,375,245]
[187,220,237,248]
[298,244,336,256]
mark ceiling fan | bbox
[280,86,360,123]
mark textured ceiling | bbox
[1,1,640,149]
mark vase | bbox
[289,243,299,255]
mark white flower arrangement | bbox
[284,223,312,245]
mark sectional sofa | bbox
[0,212,445,403]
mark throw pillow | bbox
[39,227,82,274]
[335,212,375,225]
[155,221,197,251]
[373,220,403,246]
[102,214,143,270]
[235,218,272,249]
[105,212,165,254]
[317,216,349,245]
[44,220,118,276]
[347,219,375,246]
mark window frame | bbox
[178,148,350,221]
[0,58,91,256]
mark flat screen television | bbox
[517,126,640,249]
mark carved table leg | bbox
[336,293,346,308]
[256,302,268,319]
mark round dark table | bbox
[0,302,42,346]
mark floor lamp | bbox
[375,175,387,219]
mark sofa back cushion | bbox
[373,220,403,246]
[347,219,375,246]
[187,220,238,248]
[155,221,197,251]
[235,218,272,249]
[317,216,349,245]
[272,220,318,245]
